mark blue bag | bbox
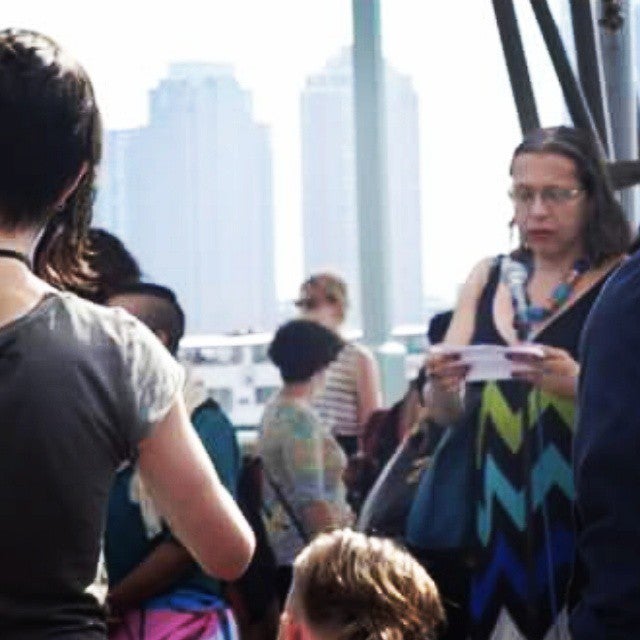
[405,399,477,551]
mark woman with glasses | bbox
[295,273,382,457]
[0,30,254,638]
[423,126,630,640]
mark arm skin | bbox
[356,348,383,449]
[424,257,493,424]
[137,399,255,582]
[108,403,244,612]
[107,540,193,614]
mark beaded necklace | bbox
[524,258,590,323]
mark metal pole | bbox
[352,0,406,404]
[570,0,613,157]
[529,0,603,148]
[598,0,639,227]
[492,0,540,134]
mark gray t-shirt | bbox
[0,291,183,639]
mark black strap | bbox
[0,249,31,269]
[261,461,309,543]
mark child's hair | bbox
[288,529,444,640]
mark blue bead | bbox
[527,307,548,321]
[553,283,571,302]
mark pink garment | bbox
[109,607,237,640]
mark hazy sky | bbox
[3,1,609,304]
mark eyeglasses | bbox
[508,186,584,208]
[294,295,338,310]
[295,297,321,310]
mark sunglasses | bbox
[294,295,338,310]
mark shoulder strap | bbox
[260,460,310,544]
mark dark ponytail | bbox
[0,29,102,291]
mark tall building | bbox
[300,49,424,329]
[95,63,277,334]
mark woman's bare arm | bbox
[137,399,255,581]
[424,257,494,424]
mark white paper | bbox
[430,344,544,382]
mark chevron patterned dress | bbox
[468,262,605,640]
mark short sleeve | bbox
[118,310,185,449]
[282,410,324,505]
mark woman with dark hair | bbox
[0,29,254,638]
[83,228,143,303]
[423,126,630,640]
[258,320,353,607]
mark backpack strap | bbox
[260,459,310,544]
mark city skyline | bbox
[301,48,424,329]
[97,51,431,332]
[6,0,584,307]
[96,63,278,334]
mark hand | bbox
[509,345,579,398]
[424,350,470,395]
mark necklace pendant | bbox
[552,282,571,303]
[527,306,548,322]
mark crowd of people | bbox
[3,25,640,640]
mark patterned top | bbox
[258,395,351,566]
[468,259,607,640]
[313,342,361,438]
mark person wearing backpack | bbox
[104,283,241,640]
[258,320,354,607]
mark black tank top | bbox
[471,257,607,360]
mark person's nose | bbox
[528,191,550,218]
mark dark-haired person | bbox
[258,320,353,607]
[0,29,253,638]
[84,229,143,303]
[279,529,444,640]
[37,227,143,304]
[103,283,241,639]
[424,126,629,639]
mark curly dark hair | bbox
[510,126,631,266]
[0,29,102,290]
[268,319,345,383]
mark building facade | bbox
[300,49,424,329]
[95,63,277,334]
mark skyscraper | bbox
[300,49,424,329]
[95,63,277,334]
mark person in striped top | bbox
[295,272,382,456]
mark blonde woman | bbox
[296,273,382,456]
